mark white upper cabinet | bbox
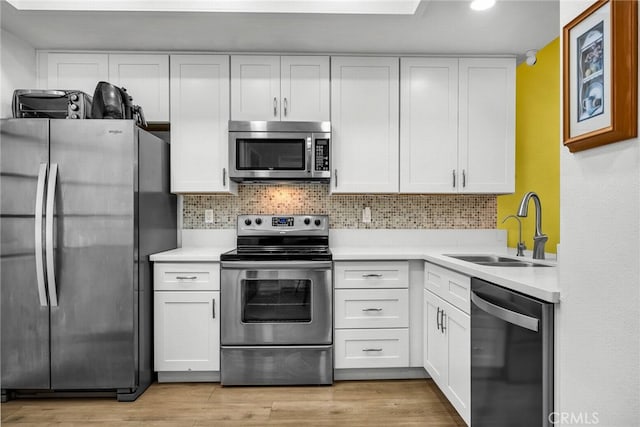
[400,57,515,194]
[170,54,235,194]
[231,55,329,121]
[231,55,281,121]
[45,53,109,95]
[331,56,400,193]
[458,58,515,194]
[400,58,459,193]
[280,56,330,121]
[43,52,170,122]
[108,54,169,122]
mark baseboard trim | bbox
[157,371,220,383]
[334,367,429,381]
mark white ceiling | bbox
[0,0,559,60]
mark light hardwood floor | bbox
[1,379,466,426]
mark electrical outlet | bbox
[362,207,372,223]
[204,209,214,224]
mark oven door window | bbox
[241,279,311,322]
[236,139,306,170]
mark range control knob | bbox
[244,218,252,226]
[304,218,311,225]
[69,103,79,111]
[70,94,78,101]
[255,218,262,225]
[314,219,322,226]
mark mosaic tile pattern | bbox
[183,185,497,229]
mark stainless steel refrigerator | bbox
[0,119,177,402]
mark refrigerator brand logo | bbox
[108,130,123,135]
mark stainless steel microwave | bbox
[229,121,331,183]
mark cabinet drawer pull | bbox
[176,275,197,280]
[212,298,216,318]
[362,308,383,312]
[362,348,383,352]
[362,273,383,278]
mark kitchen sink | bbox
[444,254,554,267]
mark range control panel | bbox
[237,214,329,235]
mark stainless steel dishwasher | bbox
[471,278,553,427]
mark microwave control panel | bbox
[314,139,330,171]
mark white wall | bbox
[557,1,640,426]
[1,28,36,118]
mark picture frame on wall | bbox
[562,0,638,153]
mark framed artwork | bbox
[562,0,637,153]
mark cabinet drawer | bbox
[424,262,470,313]
[334,261,409,289]
[335,329,409,369]
[335,289,409,329]
[154,263,220,291]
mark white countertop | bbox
[149,246,233,262]
[150,244,559,303]
[422,252,559,303]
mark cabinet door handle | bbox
[462,169,466,188]
[334,169,338,188]
[212,298,216,318]
[176,276,197,280]
[284,97,288,117]
[362,348,383,352]
[436,307,442,331]
[452,169,456,188]
[362,273,383,278]
[362,308,383,312]
[273,97,278,117]
[222,167,227,186]
[441,311,447,334]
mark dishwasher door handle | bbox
[471,291,539,332]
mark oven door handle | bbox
[221,261,333,270]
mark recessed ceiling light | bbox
[470,0,496,11]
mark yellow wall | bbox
[498,38,560,253]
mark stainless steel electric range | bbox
[220,214,333,386]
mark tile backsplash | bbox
[183,185,496,229]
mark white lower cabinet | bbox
[153,262,220,380]
[423,288,470,425]
[334,261,410,373]
[154,291,220,372]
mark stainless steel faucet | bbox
[502,215,526,256]
[517,191,548,259]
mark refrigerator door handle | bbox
[471,291,539,332]
[45,163,59,307]
[35,163,48,307]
